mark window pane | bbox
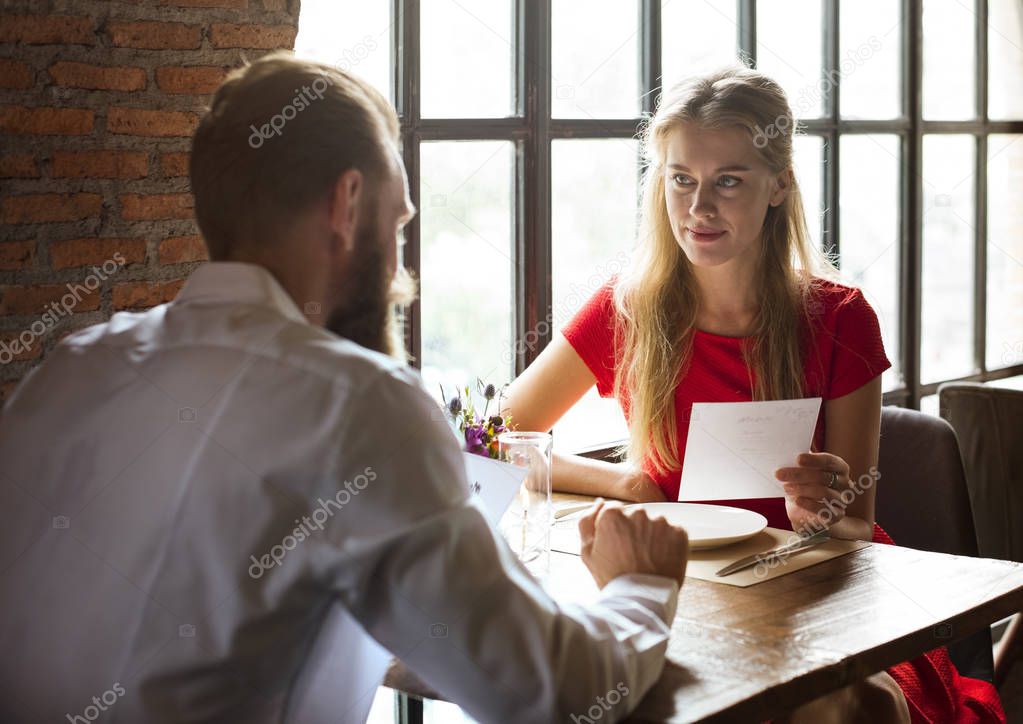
[420,141,514,398]
[661,0,739,91]
[987,134,1023,369]
[552,0,639,118]
[921,135,975,384]
[840,135,901,391]
[922,0,975,120]
[793,135,823,252]
[421,0,513,118]
[989,0,1023,120]
[839,0,901,119]
[294,0,392,103]
[424,700,475,723]
[757,0,823,118]
[552,139,638,329]
[550,139,637,451]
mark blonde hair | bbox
[614,67,837,476]
[190,51,399,260]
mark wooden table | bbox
[389,503,1023,722]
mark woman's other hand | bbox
[776,451,852,534]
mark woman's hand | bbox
[613,465,668,503]
[775,452,851,534]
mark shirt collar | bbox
[173,262,309,325]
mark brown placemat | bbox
[550,524,869,587]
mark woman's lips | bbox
[687,227,725,242]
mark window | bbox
[296,0,1023,452]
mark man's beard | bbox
[325,225,417,360]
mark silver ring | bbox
[827,471,840,490]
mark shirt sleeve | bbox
[329,365,678,722]
[827,288,892,399]
[561,281,618,397]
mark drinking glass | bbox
[498,431,553,575]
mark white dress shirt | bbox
[0,262,678,724]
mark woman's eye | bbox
[671,174,694,186]
[718,175,741,188]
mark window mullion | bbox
[738,0,757,66]
[640,0,661,116]
[902,0,924,407]
[973,0,988,375]
[397,0,422,368]
[822,0,840,261]
[516,0,552,376]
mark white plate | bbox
[622,502,768,550]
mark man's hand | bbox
[578,500,689,588]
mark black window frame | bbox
[368,2,1023,719]
[390,0,1023,422]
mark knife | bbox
[715,529,831,577]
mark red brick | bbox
[51,238,146,269]
[159,235,207,264]
[0,332,42,362]
[0,154,40,178]
[112,280,184,310]
[210,23,297,49]
[107,21,201,50]
[0,59,35,90]
[48,61,146,92]
[159,0,248,7]
[52,150,148,179]
[160,152,190,178]
[1,193,102,224]
[0,15,96,46]
[119,193,193,221]
[0,106,93,135]
[0,240,36,270]
[0,284,101,315]
[156,66,230,95]
[107,107,197,137]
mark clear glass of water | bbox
[498,431,553,575]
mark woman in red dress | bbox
[502,67,1004,723]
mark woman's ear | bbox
[327,169,363,255]
[769,168,793,208]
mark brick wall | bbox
[0,1,300,403]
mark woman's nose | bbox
[689,185,716,218]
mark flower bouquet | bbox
[440,379,513,459]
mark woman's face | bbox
[662,122,790,270]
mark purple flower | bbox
[464,424,487,456]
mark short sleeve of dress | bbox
[827,288,892,399]
[561,281,618,398]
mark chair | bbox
[873,404,995,683]
[939,382,1023,686]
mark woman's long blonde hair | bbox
[614,67,838,476]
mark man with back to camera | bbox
[0,51,690,723]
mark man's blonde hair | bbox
[190,51,400,260]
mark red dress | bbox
[563,278,1005,723]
